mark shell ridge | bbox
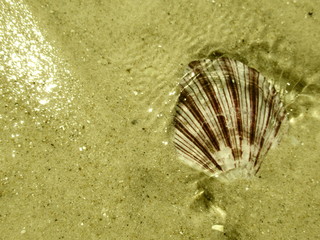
[190,70,225,151]
[246,67,258,164]
[229,59,245,168]
[225,59,248,166]
[255,75,276,167]
[253,76,268,168]
[256,91,277,166]
[191,59,243,171]
[218,58,243,162]
[202,60,233,151]
[176,104,220,162]
[236,60,250,168]
[176,105,210,148]
[200,61,230,148]
[174,119,222,170]
[174,133,212,169]
[254,71,265,164]
[184,80,222,151]
[254,80,285,168]
[240,61,251,163]
[216,59,238,144]
[176,71,226,170]
[233,60,247,162]
[190,61,230,150]
[176,95,212,146]
[200,59,239,171]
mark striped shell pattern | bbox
[173,57,286,181]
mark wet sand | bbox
[1,0,319,239]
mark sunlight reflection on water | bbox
[0,0,85,159]
[0,0,76,118]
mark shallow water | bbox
[0,0,319,239]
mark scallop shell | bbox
[173,57,286,181]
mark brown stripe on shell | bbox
[217,57,243,161]
[189,60,233,149]
[173,57,286,181]
[174,113,222,170]
[177,80,221,151]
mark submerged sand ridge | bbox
[0,0,319,239]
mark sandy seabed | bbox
[0,0,319,239]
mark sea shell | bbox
[173,57,286,181]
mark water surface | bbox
[1,0,319,239]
